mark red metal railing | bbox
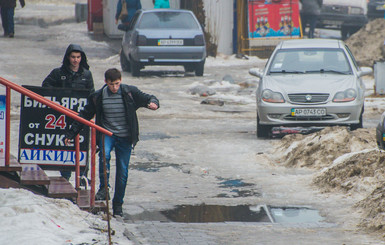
[0,77,112,207]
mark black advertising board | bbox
[18,86,91,169]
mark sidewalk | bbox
[14,0,77,27]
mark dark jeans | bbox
[1,7,15,35]
[301,14,318,38]
[99,134,132,205]
[60,168,88,181]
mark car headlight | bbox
[332,88,357,102]
[349,7,364,15]
[261,89,285,103]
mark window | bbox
[268,49,352,74]
[138,12,199,29]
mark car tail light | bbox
[136,35,147,46]
[194,34,205,46]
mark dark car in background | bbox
[367,0,385,20]
[317,0,368,40]
[120,9,206,77]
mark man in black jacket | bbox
[0,0,25,37]
[300,0,323,38]
[42,44,95,181]
[65,68,159,217]
[42,44,94,90]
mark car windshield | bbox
[138,12,200,29]
[268,49,352,75]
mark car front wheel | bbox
[350,106,364,130]
[257,114,271,138]
[130,59,141,77]
[195,60,205,76]
[184,64,195,73]
[341,26,361,40]
[120,50,130,72]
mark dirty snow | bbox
[268,126,385,238]
[0,188,129,245]
[346,18,385,67]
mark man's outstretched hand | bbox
[148,102,158,110]
[64,138,72,146]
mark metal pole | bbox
[5,86,10,167]
[90,127,96,207]
[75,135,80,190]
[0,77,112,137]
[102,134,112,245]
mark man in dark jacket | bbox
[42,44,94,90]
[300,0,323,38]
[0,0,25,37]
[65,68,159,217]
[42,44,95,181]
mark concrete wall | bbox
[203,0,234,55]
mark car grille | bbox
[322,5,349,15]
[283,115,334,121]
[288,93,329,103]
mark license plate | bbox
[158,39,184,46]
[291,108,326,117]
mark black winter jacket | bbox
[42,44,94,91]
[0,0,24,8]
[65,84,159,147]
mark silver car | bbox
[120,9,206,77]
[249,39,372,138]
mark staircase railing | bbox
[0,77,113,207]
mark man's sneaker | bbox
[113,204,123,217]
[95,188,110,201]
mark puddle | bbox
[216,178,261,198]
[126,204,325,224]
[218,178,253,188]
[268,206,323,223]
[130,161,181,172]
[140,132,176,141]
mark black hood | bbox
[62,44,90,70]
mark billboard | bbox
[248,0,301,38]
[18,86,91,169]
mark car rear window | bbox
[138,12,200,30]
[269,49,352,74]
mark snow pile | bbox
[205,54,266,67]
[346,18,385,67]
[0,188,128,245]
[356,185,385,237]
[269,126,385,237]
[314,148,385,237]
[271,126,377,169]
[314,148,385,194]
[188,78,255,105]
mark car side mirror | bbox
[249,68,263,78]
[358,67,373,77]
